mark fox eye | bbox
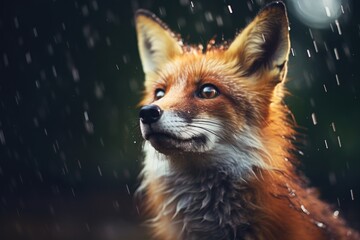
[198,84,219,99]
[155,89,165,100]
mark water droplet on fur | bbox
[315,221,326,228]
[301,205,310,215]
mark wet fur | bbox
[135,2,359,240]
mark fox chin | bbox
[134,1,360,240]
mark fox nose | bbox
[139,104,163,124]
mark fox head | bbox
[135,2,290,174]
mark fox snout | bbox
[139,104,218,155]
[139,104,163,124]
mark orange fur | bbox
[135,2,359,240]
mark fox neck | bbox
[151,169,260,240]
[140,136,288,240]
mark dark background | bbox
[0,0,359,239]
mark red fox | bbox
[135,2,359,240]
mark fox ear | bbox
[226,2,290,79]
[135,10,183,74]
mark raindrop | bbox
[113,200,120,210]
[35,80,40,88]
[335,74,340,85]
[350,189,354,200]
[33,118,39,127]
[313,41,318,53]
[105,37,111,46]
[334,48,340,60]
[3,53,9,67]
[71,67,80,82]
[49,204,55,215]
[227,5,233,14]
[97,166,103,176]
[94,82,104,99]
[335,19,342,35]
[52,65,57,77]
[33,27,38,37]
[52,143,57,153]
[323,84,327,92]
[77,160,82,169]
[216,16,223,26]
[14,17,19,28]
[123,55,129,64]
[324,42,329,52]
[247,1,253,11]
[37,171,43,182]
[308,28,313,39]
[84,111,89,121]
[47,44,54,55]
[177,18,186,29]
[307,49,311,58]
[311,112,317,125]
[204,12,214,22]
[324,139,328,149]
[195,22,205,34]
[19,174,23,184]
[25,52,32,64]
[84,121,94,134]
[81,5,89,17]
[337,136,342,148]
[325,6,331,17]
[329,172,337,185]
[179,0,189,6]
[15,92,20,105]
[85,223,90,232]
[333,210,339,218]
[0,130,5,145]
[291,48,296,56]
[331,122,336,132]
[310,98,315,107]
[126,184,131,195]
[91,0,99,11]
[159,7,167,16]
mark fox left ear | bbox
[226,1,290,80]
[135,10,183,75]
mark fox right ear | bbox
[226,2,290,79]
[135,10,183,75]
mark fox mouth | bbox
[145,132,207,154]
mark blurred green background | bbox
[0,0,359,239]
